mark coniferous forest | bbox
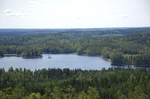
[0,28,150,66]
[0,28,150,99]
[0,68,150,99]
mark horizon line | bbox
[0,26,150,29]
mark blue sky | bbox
[0,0,150,28]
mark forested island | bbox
[0,28,150,66]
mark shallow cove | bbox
[0,54,111,71]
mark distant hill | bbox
[0,27,150,38]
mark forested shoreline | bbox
[0,68,150,99]
[0,29,150,66]
[0,28,150,99]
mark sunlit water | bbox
[0,54,111,71]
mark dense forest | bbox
[0,28,150,66]
[0,28,150,99]
[0,68,150,99]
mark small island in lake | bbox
[21,49,42,59]
[0,53,4,58]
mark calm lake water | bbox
[0,54,111,71]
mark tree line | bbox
[0,32,150,66]
[0,68,150,99]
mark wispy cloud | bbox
[28,0,40,5]
[0,9,27,16]
[120,14,129,19]
[28,0,40,8]
[3,9,12,13]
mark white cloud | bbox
[3,9,12,13]
[1,9,27,16]
[28,0,40,4]
[6,12,26,16]
[28,0,40,8]
[0,0,149,28]
[121,15,129,19]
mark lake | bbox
[0,54,111,71]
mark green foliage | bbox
[0,28,150,99]
[0,50,4,57]
[110,52,124,66]
[21,48,42,58]
[0,30,150,66]
[0,68,150,99]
